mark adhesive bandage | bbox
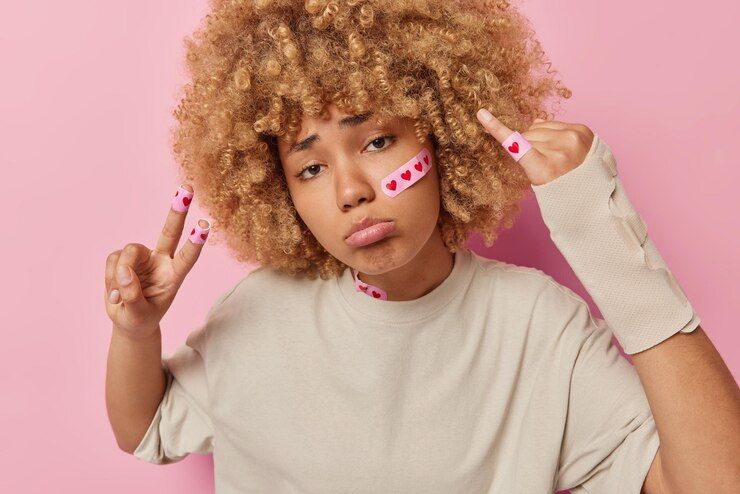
[381,147,433,198]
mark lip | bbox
[345,217,392,240]
[345,220,395,247]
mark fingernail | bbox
[189,219,211,245]
[117,266,132,286]
[172,185,194,212]
[477,108,493,123]
[108,289,120,303]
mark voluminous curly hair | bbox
[171,0,571,279]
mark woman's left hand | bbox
[476,109,595,186]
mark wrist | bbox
[112,324,162,343]
[531,135,699,355]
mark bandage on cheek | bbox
[352,268,388,300]
[381,147,432,198]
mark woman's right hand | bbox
[104,184,210,340]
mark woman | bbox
[104,1,740,492]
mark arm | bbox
[521,128,740,492]
[633,326,740,494]
[105,324,166,454]
[476,112,740,493]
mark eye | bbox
[365,134,396,152]
[294,134,397,181]
[296,163,324,181]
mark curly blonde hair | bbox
[171,0,570,279]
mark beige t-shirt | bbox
[134,247,659,493]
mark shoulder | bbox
[197,263,321,339]
[219,264,323,308]
[207,264,297,311]
[468,252,600,335]
[468,252,575,302]
[468,252,551,284]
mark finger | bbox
[476,108,547,168]
[105,250,122,303]
[104,284,122,321]
[528,120,572,131]
[115,266,148,317]
[476,108,518,143]
[115,243,152,308]
[106,286,121,306]
[172,218,211,282]
[156,184,194,257]
[521,127,561,142]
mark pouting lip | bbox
[345,217,393,240]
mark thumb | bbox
[116,265,149,315]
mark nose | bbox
[335,161,376,211]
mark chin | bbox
[347,235,412,273]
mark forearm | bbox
[105,325,167,453]
[631,326,740,493]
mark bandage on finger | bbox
[501,131,533,162]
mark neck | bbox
[356,227,456,301]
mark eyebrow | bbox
[286,112,373,156]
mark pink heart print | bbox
[352,268,388,300]
[189,220,211,245]
[381,147,432,198]
[501,131,533,162]
[171,185,194,213]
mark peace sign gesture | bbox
[476,108,595,187]
[103,185,211,340]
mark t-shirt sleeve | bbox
[551,286,660,494]
[132,288,235,465]
[132,327,214,465]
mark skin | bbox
[277,103,454,301]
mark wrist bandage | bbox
[531,134,700,354]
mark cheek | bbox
[378,149,440,216]
[300,196,327,215]
[290,190,329,228]
[379,147,433,198]
[388,170,441,225]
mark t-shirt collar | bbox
[334,247,474,325]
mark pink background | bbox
[1,1,737,492]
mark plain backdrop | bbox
[0,1,737,492]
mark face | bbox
[276,103,442,274]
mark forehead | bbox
[294,111,382,135]
[279,107,400,154]
[297,102,401,129]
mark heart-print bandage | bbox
[501,131,533,163]
[351,268,388,300]
[189,220,211,245]
[381,147,432,198]
[172,185,194,212]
